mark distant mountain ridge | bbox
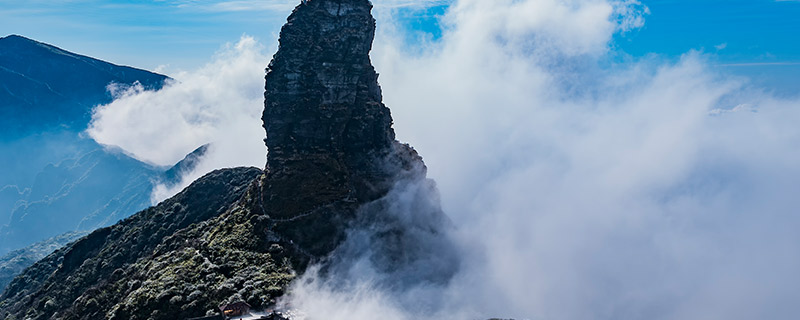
[0,34,168,137]
[0,231,87,292]
[0,35,206,264]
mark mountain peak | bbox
[1,34,95,64]
[261,0,414,257]
[263,0,393,162]
[0,34,32,41]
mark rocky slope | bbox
[261,0,457,283]
[0,0,456,318]
[0,168,265,319]
[261,0,429,261]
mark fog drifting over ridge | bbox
[88,0,800,319]
[88,37,270,202]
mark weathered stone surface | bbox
[261,0,429,260]
[263,0,393,159]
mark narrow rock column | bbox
[261,0,413,257]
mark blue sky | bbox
[614,0,800,95]
[1,0,798,93]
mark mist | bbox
[86,0,800,319]
[87,37,270,202]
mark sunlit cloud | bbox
[87,36,269,202]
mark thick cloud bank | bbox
[87,37,269,202]
[87,0,800,318]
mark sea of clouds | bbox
[87,0,800,319]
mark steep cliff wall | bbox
[262,0,432,262]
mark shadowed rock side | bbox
[262,0,434,264]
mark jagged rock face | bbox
[262,0,420,258]
[263,0,394,159]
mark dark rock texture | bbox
[262,0,427,262]
[263,0,394,160]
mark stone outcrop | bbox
[261,0,431,261]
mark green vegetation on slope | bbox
[0,167,284,320]
[0,231,87,293]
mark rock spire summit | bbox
[260,0,438,259]
[263,0,394,161]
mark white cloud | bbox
[87,36,269,201]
